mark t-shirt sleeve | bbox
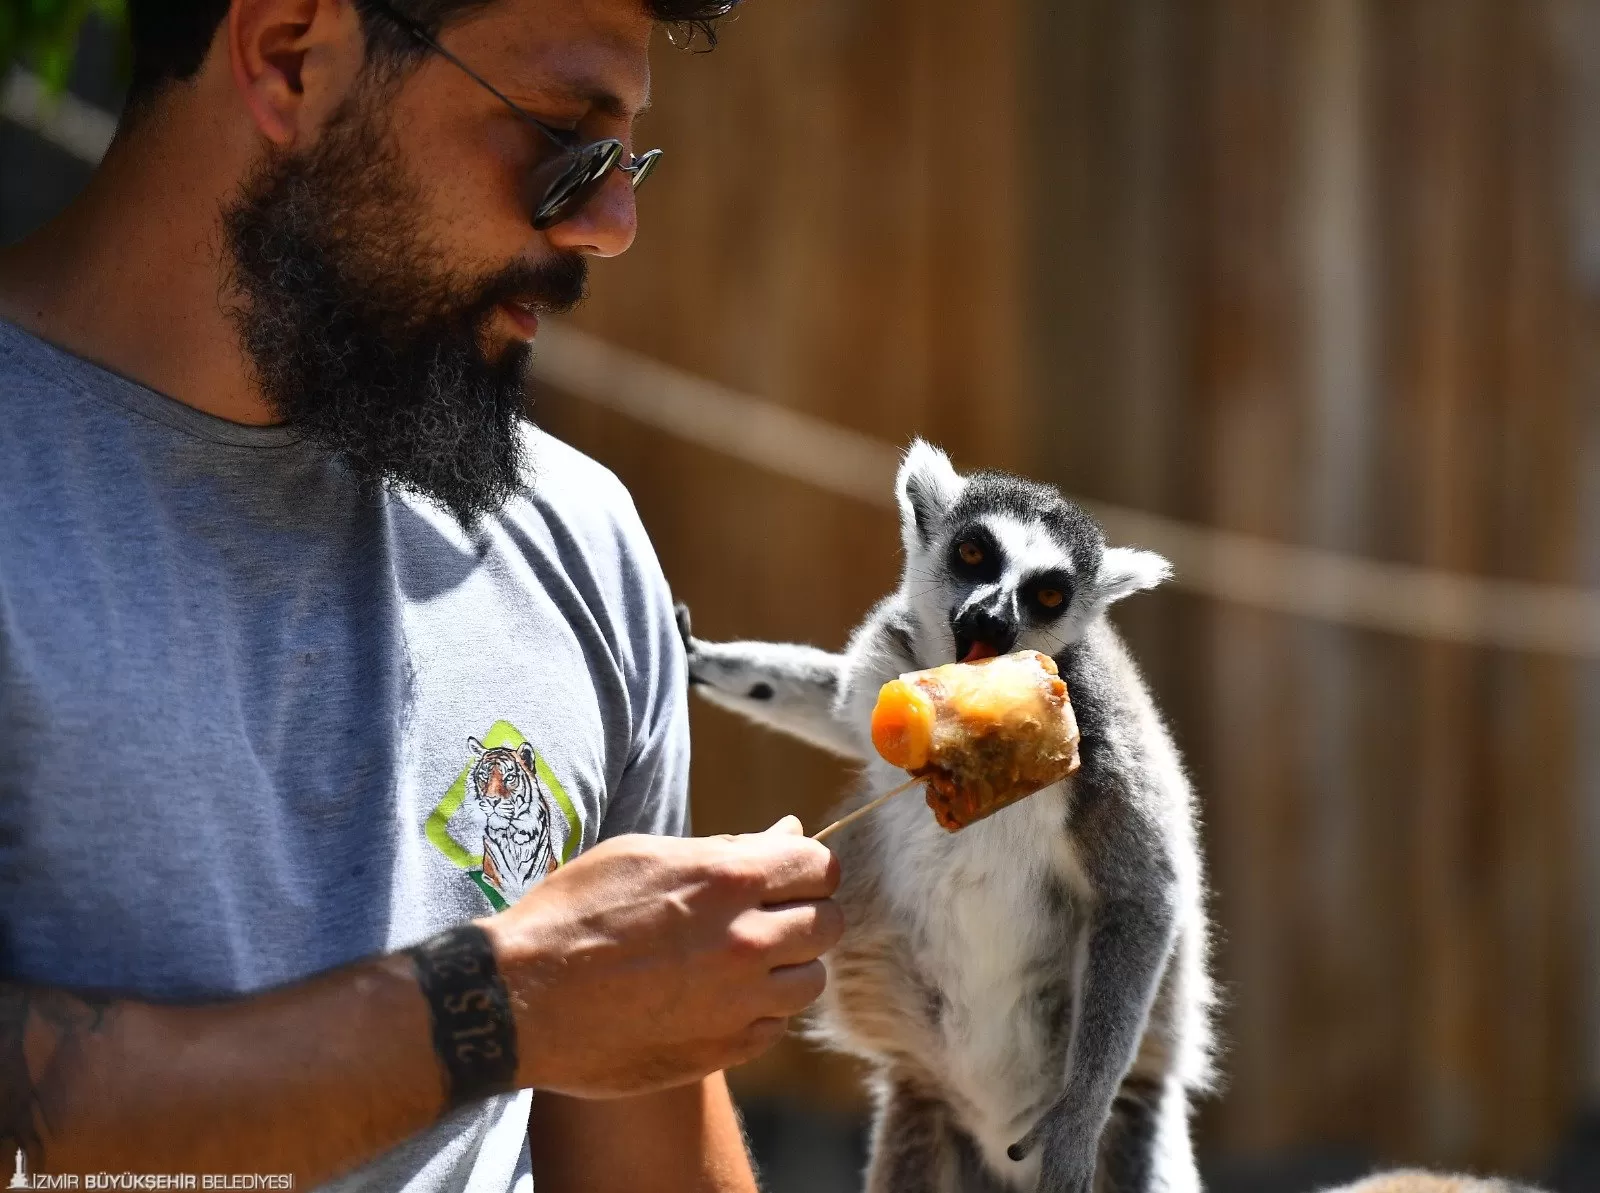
[597,507,691,841]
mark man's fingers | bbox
[763,959,828,1015]
[735,832,839,903]
[764,814,803,835]
[731,1016,790,1065]
[736,900,845,968]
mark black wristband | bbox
[407,923,519,1111]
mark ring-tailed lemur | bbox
[681,441,1215,1193]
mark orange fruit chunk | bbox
[870,678,936,771]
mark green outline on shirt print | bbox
[424,719,581,912]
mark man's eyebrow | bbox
[584,86,652,120]
[529,79,652,121]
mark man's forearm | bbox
[1,949,444,1185]
[0,826,844,1185]
[527,1073,759,1193]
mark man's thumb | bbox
[765,814,804,835]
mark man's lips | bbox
[499,300,541,339]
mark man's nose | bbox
[543,169,638,258]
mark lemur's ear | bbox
[896,440,964,551]
[1093,547,1172,607]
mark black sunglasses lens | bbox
[628,149,662,190]
[533,141,623,230]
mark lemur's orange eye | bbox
[958,542,985,566]
[1036,588,1064,609]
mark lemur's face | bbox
[894,441,1170,664]
[936,514,1082,662]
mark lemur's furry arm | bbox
[677,604,862,760]
[1026,886,1178,1193]
[1012,645,1181,1193]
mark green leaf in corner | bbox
[1,0,127,95]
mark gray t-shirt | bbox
[0,318,691,1191]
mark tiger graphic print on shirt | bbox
[422,721,581,911]
[466,737,562,902]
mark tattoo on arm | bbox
[1,983,116,1166]
[0,930,518,1166]
[406,925,519,1113]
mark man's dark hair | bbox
[126,0,738,108]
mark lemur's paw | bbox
[682,641,777,703]
[673,602,705,685]
[672,605,769,700]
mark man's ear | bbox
[896,440,964,554]
[1093,547,1172,607]
[227,0,366,147]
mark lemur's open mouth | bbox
[958,640,1000,664]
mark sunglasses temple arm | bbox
[382,5,576,158]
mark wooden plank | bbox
[1555,0,1600,1109]
[1376,0,1495,1163]
[1183,0,1309,1155]
[1290,0,1398,1155]
[1481,0,1582,1167]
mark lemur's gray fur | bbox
[681,442,1216,1193]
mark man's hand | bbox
[484,816,843,1098]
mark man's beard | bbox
[222,85,587,526]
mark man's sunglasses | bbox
[365,0,662,230]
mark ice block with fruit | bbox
[869,649,1082,832]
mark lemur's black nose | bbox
[952,596,1018,661]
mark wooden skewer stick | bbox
[812,776,925,843]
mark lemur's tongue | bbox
[961,642,999,663]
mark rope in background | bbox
[531,322,1600,659]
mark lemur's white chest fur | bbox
[865,760,1089,1167]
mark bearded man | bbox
[0,0,842,1189]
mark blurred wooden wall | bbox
[539,0,1598,1176]
[1030,0,1592,1174]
